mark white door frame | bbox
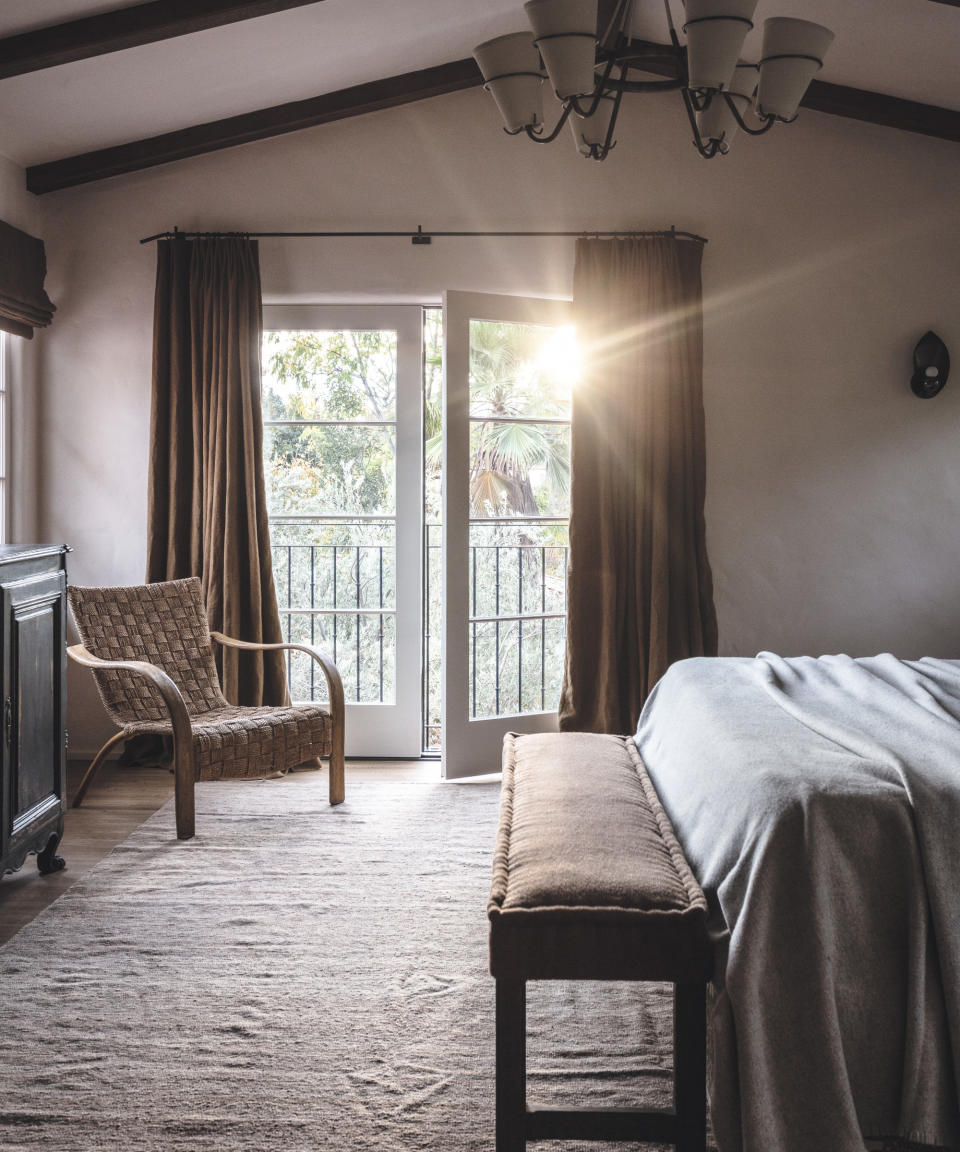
[263,304,423,759]
[441,290,572,779]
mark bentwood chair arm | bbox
[209,633,346,805]
[66,644,196,839]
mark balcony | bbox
[274,522,568,752]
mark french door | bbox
[261,305,422,758]
[442,291,575,778]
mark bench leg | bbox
[496,979,526,1152]
[674,981,707,1152]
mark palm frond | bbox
[470,471,515,516]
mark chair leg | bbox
[328,732,345,806]
[169,713,196,840]
[173,748,195,840]
[71,730,127,808]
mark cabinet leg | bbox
[36,832,66,875]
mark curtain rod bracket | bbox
[411,225,432,246]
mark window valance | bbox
[0,219,55,339]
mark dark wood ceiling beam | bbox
[802,79,960,143]
[0,0,324,79]
[26,59,483,195]
[24,53,960,196]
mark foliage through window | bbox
[423,313,575,747]
[467,319,573,722]
[262,328,398,706]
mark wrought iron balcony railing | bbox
[272,526,568,752]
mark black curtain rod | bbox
[139,224,707,246]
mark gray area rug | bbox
[0,778,677,1151]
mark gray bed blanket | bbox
[634,653,960,1152]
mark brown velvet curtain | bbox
[0,219,56,338]
[146,235,288,706]
[558,235,717,735]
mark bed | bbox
[634,652,960,1152]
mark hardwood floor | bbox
[0,756,441,946]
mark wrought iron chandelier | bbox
[473,0,834,160]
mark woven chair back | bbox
[68,578,228,726]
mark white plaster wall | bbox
[32,87,960,750]
[0,152,43,545]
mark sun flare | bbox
[537,325,581,390]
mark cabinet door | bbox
[3,571,65,842]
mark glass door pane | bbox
[262,306,423,759]
[442,292,575,779]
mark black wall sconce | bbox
[911,331,950,399]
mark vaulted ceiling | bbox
[1,0,958,195]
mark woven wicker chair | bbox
[67,577,345,840]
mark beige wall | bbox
[31,88,960,750]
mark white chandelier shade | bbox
[569,91,618,156]
[473,0,834,160]
[756,18,835,120]
[683,0,758,93]
[524,0,599,99]
[473,32,546,134]
[697,61,757,150]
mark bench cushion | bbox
[489,732,711,982]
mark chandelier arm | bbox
[722,91,777,136]
[680,86,722,159]
[522,101,575,144]
[599,0,633,49]
[663,0,682,49]
[569,56,616,119]
[607,75,685,93]
[602,38,686,82]
[599,64,628,157]
[588,140,617,159]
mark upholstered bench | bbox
[488,731,712,1152]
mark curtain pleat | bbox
[147,236,288,707]
[559,236,717,735]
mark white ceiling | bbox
[0,0,957,169]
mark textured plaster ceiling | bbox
[0,0,957,168]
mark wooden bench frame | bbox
[489,732,711,1151]
[495,977,706,1151]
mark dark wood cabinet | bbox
[0,545,68,879]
